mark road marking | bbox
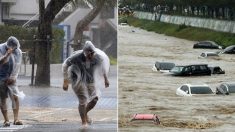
[0,125,31,131]
[30,108,72,118]
[98,117,110,121]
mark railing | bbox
[22,13,39,28]
[19,51,30,76]
[83,0,93,9]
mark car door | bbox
[183,66,191,75]
[199,65,210,75]
[191,65,200,75]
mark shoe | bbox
[13,120,23,125]
[3,121,10,127]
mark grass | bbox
[122,16,235,47]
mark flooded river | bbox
[118,25,235,131]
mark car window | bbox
[207,53,218,56]
[200,65,207,70]
[191,66,196,71]
[198,43,204,46]
[204,42,211,46]
[181,85,189,94]
[190,86,213,94]
[184,67,191,72]
[219,84,227,91]
[214,67,221,72]
[171,66,184,72]
[228,85,235,93]
[192,65,200,71]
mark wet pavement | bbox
[22,95,116,109]
[0,64,117,131]
[0,122,117,132]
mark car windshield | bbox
[156,62,175,70]
[171,66,184,73]
[219,85,227,92]
[191,86,213,94]
[224,45,235,51]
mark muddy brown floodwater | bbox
[118,25,235,132]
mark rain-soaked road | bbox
[0,65,117,131]
[118,25,235,131]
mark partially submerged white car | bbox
[176,84,214,96]
[152,61,175,73]
[198,52,219,58]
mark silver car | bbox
[176,84,214,96]
[216,82,235,95]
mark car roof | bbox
[183,84,209,87]
[201,52,218,54]
[224,45,235,50]
[221,82,235,87]
[209,66,221,68]
[198,41,217,44]
[175,64,208,67]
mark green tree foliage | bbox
[120,0,235,20]
[0,25,64,64]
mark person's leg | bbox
[85,97,98,124]
[85,83,98,124]
[86,97,98,113]
[78,95,88,127]
[9,94,22,125]
[79,104,88,126]
[0,98,10,126]
[12,95,19,121]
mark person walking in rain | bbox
[0,36,23,127]
[62,41,110,127]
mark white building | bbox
[0,0,50,25]
[0,1,2,24]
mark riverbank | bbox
[119,16,235,47]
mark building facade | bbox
[1,0,50,26]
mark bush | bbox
[109,56,117,65]
[0,25,64,64]
[50,28,65,64]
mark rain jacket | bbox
[0,36,24,109]
[62,41,110,105]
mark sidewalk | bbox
[0,64,117,131]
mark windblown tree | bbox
[35,0,71,86]
[73,0,116,50]
[35,0,116,86]
[73,0,105,50]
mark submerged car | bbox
[199,52,219,58]
[216,83,235,95]
[222,45,235,54]
[176,84,214,96]
[170,64,211,76]
[193,41,222,49]
[209,66,225,74]
[153,61,175,71]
